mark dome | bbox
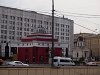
[78,36,83,41]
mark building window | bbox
[1,25,4,28]
[1,35,3,39]
[66,33,69,36]
[31,29,33,32]
[1,30,7,34]
[24,18,29,22]
[27,43,28,46]
[9,36,11,39]
[20,27,22,30]
[34,19,36,23]
[27,28,29,31]
[17,17,22,21]
[1,30,3,33]
[61,36,64,40]
[5,25,7,29]
[31,19,33,23]
[2,14,8,19]
[20,32,22,35]
[12,36,15,40]
[4,35,7,39]
[2,20,7,24]
[10,16,15,20]
[17,27,19,30]
[12,31,15,35]
[65,37,69,40]
[24,28,26,31]
[31,24,33,27]
[4,30,7,34]
[17,32,19,35]
[24,32,27,36]
[12,26,15,30]
[38,20,42,25]
[42,43,44,46]
[66,25,69,28]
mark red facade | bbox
[18,47,33,63]
[17,32,62,64]
[18,47,62,64]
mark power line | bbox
[74,18,100,27]
[30,9,100,18]
[64,14,100,18]
[55,10,100,18]
[74,23,98,33]
[56,10,100,17]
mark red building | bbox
[12,32,62,64]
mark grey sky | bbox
[0,0,100,34]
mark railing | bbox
[0,66,100,75]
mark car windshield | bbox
[53,59,58,62]
[15,61,22,64]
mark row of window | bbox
[55,36,69,40]
[1,27,31,35]
[2,14,48,24]
[1,20,55,26]
[1,35,15,40]
[1,25,69,36]
[55,32,69,36]
[1,19,70,29]
[1,26,68,36]
[55,27,69,32]
[2,14,23,22]
[1,24,34,31]
[61,37,69,40]
[1,14,70,25]
[17,42,61,47]
[1,21,70,35]
[55,23,69,28]
[1,30,22,35]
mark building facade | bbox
[72,33,100,61]
[72,34,90,61]
[85,34,100,60]
[0,6,74,57]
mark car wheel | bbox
[13,65,15,66]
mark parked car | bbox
[7,61,29,66]
[86,62,98,66]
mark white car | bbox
[7,61,29,66]
[53,57,75,67]
[86,62,97,66]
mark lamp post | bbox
[51,0,54,67]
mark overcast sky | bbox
[0,0,100,34]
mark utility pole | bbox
[51,0,54,67]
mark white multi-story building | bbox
[0,6,74,57]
